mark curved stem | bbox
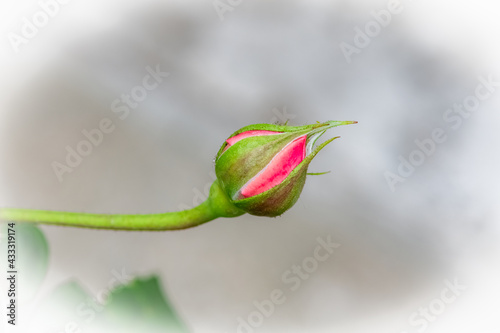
[0,180,245,231]
[0,203,213,231]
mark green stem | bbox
[0,180,245,231]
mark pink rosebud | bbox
[215,120,357,217]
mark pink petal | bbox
[223,130,282,153]
[226,130,282,146]
[240,135,307,198]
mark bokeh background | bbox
[1,0,500,332]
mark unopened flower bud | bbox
[215,120,357,217]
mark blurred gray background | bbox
[1,0,500,332]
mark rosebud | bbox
[215,120,357,217]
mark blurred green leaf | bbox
[98,275,188,333]
[34,275,189,332]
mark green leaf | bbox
[98,276,188,333]
[32,276,189,333]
